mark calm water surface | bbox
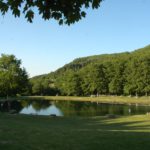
[0,99,150,117]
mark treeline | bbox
[30,45,150,97]
[30,75,59,96]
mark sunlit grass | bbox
[21,95,150,105]
[0,114,150,150]
[1,95,150,105]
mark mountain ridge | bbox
[30,45,150,96]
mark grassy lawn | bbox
[21,95,150,105]
[1,95,150,106]
[0,113,150,150]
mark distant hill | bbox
[30,45,150,96]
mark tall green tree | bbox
[109,62,125,95]
[31,78,58,96]
[139,58,150,96]
[65,72,82,96]
[56,71,82,96]
[81,64,108,95]
[124,58,148,96]
[0,54,29,97]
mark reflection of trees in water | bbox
[56,101,99,116]
[1,99,150,116]
[0,101,22,112]
[0,101,9,111]
[122,105,131,115]
[21,100,51,111]
[11,101,23,112]
[21,100,31,108]
[55,101,99,116]
[55,101,77,116]
[31,100,51,111]
[53,101,150,116]
[107,104,124,115]
[79,105,97,116]
[130,105,150,115]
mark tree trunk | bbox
[135,92,138,98]
[145,92,148,97]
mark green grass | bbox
[1,95,150,106]
[0,113,150,150]
[21,95,150,105]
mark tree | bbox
[139,58,150,96]
[64,72,82,96]
[32,80,44,95]
[124,58,148,96]
[29,45,150,97]
[0,54,29,98]
[31,77,58,95]
[0,0,103,25]
[55,71,82,96]
[81,64,108,95]
[108,62,125,95]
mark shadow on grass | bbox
[0,114,150,150]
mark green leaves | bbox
[25,10,34,22]
[92,0,101,9]
[0,0,102,25]
[0,1,8,15]
[81,11,86,17]
[31,46,150,97]
[12,8,20,17]
[0,54,29,97]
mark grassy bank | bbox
[1,95,150,105]
[21,95,150,106]
[0,113,150,150]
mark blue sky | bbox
[0,0,150,77]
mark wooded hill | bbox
[30,45,150,96]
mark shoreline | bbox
[1,95,150,106]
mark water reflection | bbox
[20,104,63,116]
[0,100,22,113]
[1,100,150,117]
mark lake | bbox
[0,99,150,116]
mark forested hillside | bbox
[30,45,150,96]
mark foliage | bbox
[30,45,150,96]
[80,64,108,95]
[0,54,29,97]
[0,0,103,25]
[56,71,82,96]
[31,75,58,96]
[108,61,125,95]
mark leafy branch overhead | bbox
[0,0,103,25]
